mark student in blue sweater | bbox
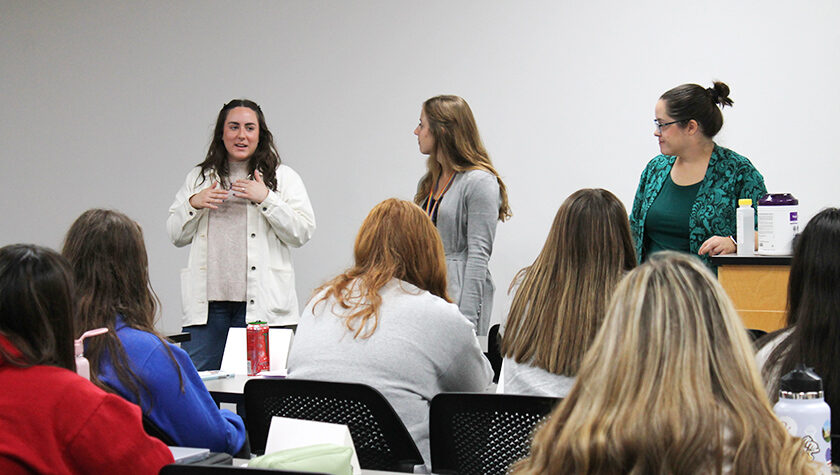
[63,209,246,455]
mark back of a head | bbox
[513,252,816,474]
[502,188,635,375]
[549,189,636,272]
[353,198,449,299]
[787,207,840,327]
[62,208,157,331]
[0,244,75,371]
[318,199,449,339]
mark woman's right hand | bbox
[188,181,228,209]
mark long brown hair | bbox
[501,189,635,376]
[513,252,817,475]
[413,95,511,221]
[0,244,76,371]
[196,99,280,190]
[62,209,182,409]
[314,199,450,338]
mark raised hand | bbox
[232,170,269,203]
[189,181,229,210]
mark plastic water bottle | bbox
[773,364,832,467]
[74,328,109,380]
[736,198,754,256]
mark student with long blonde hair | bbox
[499,189,635,397]
[413,95,510,335]
[287,199,492,465]
[513,252,817,475]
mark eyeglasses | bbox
[654,118,686,133]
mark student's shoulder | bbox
[461,168,497,186]
[392,281,468,324]
[39,365,111,404]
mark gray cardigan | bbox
[287,279,493,466]
[433,169,501,335]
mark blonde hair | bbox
[314,199,450,338]
[514,252,817,475]
[501,189,635,376]
[413,95,511,221]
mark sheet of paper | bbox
[262,416,360,475]
[220,328,293,375]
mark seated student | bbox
[512,252,817,474]
[62,209,246,455]
[499,189,635,397]
[0,244,174,473]
[287,198,493,465]
[757,208,840,452]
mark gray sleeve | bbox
[438,323,493,392]
[458,172,500,324]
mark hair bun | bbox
[707,81,733,108]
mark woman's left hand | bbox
[232,170,270,203]
[698,235,736,256]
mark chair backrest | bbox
[485,323,502,383]
[430,392,561,475]
[143,413,177,446]
[747,328,768,342]
[243,378,424,472]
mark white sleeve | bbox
[167,168,208,248]
[258,165,316,248]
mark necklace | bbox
[424,173,456,218]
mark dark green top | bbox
[630,144,767,268]
[643,174,702,258]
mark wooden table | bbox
[711,254,791,333]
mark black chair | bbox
[430,392,561,475]
[243,378,424,472]
[160,465,326,474]
[143,414,178,446]
[485,323,502,383]
[747,328,768,342]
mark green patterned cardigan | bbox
[629,144,767,268]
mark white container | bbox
[757,193,800,255]
[774,365,831,467]
[736,199,754,256]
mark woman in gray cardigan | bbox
[413,95,511,335]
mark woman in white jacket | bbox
[167,99,315,371]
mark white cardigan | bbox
[167,164,316,327]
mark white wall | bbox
[2,0,838,334]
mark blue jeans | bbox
[182,301,247,371]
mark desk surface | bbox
[206,334,491,404]
[710,253,792,266]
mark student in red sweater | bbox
[0,244,174,474]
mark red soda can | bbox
[246,322,270,375]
